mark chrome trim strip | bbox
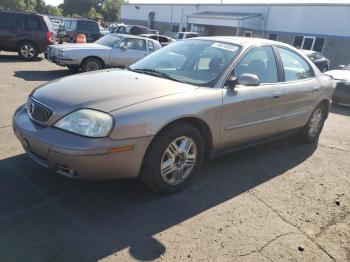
[224,110,308,131]
[225,115,282,130]
[282,110,307,119]
[27,96,55,123]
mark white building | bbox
[120,3,350,67]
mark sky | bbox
[44,0,350,6]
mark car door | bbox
[221,46,285,149]
[110,38,148,67]
[0,12,20,50]
[274,47,320,132]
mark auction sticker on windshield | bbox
[211,42,239,52]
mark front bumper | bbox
[47,55,78,67]
[13,105,153,180]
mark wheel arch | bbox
[143,117,214,165]
[319,99,331,118]
[81,56,106,68]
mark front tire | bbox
[17,42,39,60]
[81,57,103,72]
[299,104,326,143]
[141,123,204,194]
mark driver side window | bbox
[233,46,278,84]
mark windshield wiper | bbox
[127,67,186,84]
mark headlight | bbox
[54,109,113,137]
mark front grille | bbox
[27,97,54,123]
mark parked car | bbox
[47,33,161,72]
[13,37,335,194]
[325,64,350,106]
[57,18,100,44]
[0,10,54,60]
[99,26,109,37]
[140,34,175,47]
[175,32,199,40]
[301,50,330,72]
[114,24,153,35]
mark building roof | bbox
[188,11,261,20]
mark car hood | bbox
[325,70,350,82]
[52,43,109,51]
[31,69,196,123]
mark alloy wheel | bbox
[20,44,35,59]
[308,108,323,137]
[160,136,197,185]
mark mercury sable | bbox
[13,37,335,193]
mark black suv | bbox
[57,18,100,43]
[0,10,54,60]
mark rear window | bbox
[0,13,18,29]
[79,20,99,32]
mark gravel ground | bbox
[0,52,349,262]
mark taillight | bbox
[46,31,54,43]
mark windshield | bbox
[130,40,240,86]
[95,34,122,47]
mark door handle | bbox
[272,95,280,100]
[312,86,320,92]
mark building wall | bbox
[120,4,350,67]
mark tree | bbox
[87,7,101,20]
[101,0,121,22]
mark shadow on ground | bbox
[0,137,317,262]
[0,54,43,63]
[331,104,350,116]
[14,70,74,81]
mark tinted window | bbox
[120,38,146,51]
[159,36,168,42]
[278,47,314,81]
[79,21,99,32]
[147,40,155,51]
[234,46,278,84]
[23,16,42,31]
[0,13,17,29]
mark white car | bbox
[46,34,161,72]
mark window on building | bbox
[277,47,314,81]
[172,24,179,32]
[244,31,252,37]
[313,38,326,52]
[293,35,326,52]
[268,33,278,41]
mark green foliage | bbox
[0,0,63,16]
[0,0,124,21]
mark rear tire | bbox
[299,104,326,144]
[17,42,39,60]
[81,57,103,72]
[141,123,204,194]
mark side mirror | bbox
[237,73,260,86]
[338,65,345,70]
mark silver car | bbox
[46,34,161,72]
[14,37,335,194]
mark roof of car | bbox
[111,33,160,42]
[193,36,288,47]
